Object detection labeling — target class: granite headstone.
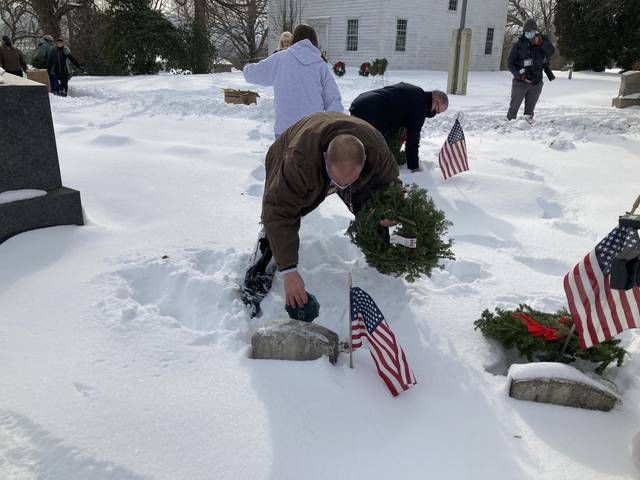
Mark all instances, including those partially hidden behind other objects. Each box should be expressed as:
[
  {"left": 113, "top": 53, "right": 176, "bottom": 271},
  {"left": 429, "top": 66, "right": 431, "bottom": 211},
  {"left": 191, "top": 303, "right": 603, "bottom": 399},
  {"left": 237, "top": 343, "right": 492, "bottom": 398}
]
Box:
[{"left": 0, "top": 73, "right": 84, "bottom": 243}]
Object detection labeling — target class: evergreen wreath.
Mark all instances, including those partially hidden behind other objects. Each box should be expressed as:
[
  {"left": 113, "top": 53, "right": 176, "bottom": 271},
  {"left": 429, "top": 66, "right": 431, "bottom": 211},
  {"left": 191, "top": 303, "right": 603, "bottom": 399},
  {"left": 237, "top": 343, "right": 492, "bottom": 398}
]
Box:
[
  {"left": 347, "top": 182, "right": 454, "bottom": 282},
  {"left": 474, "top": 304, "right": 628, "bottom": 374},
  {"left": 333, "top": 61, "right": 346, "bottom": 77},
  {"left": 359, "top": 62, "right": 370, "bottom": 76},
  {"left": 387, "top": 128, "right": 407, "bottom": 166}
]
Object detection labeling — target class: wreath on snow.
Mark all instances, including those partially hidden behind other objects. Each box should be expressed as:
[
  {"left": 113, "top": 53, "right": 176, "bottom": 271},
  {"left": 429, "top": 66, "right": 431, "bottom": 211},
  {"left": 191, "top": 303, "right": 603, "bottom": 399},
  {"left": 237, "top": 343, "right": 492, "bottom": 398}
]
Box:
[
  {"left": 359, "top": 62, "right": 370, "bottom": 77},
  {"left": 347, "top": 182, "right": 454, "bottom": 282},
  {"left": 333, "top": 61, "right": 346, "bottom": 77},
  {"left": 474, "top": 304, "right": 628, "bottom": 374}
]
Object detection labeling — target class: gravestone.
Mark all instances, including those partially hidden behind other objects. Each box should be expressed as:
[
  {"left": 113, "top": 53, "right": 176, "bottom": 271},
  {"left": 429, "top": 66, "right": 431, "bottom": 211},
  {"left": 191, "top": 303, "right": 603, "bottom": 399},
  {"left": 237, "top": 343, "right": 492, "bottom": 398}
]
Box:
[
  {"left": 0, "top": 73, "right": 84, "bottom": 244},
  {"left": 507, "top": 363, "right": 619, "bottom": 412},
  {"left": 251, "top": 320, "right": 340, "bottom": 364},
  {"left": 612, "top": 70, "right": 640, "bottom": 108}
]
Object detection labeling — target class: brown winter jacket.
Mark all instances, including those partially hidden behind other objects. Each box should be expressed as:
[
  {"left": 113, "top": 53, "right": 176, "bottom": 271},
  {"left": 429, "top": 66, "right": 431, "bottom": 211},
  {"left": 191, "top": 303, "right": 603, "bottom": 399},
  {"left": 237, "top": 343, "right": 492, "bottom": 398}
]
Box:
[
  {"left": 0, "top": 46, "right": 27, "bottom": 73},
  {"left": 262, "top": 112, "right": 400, "bottom": 270}
]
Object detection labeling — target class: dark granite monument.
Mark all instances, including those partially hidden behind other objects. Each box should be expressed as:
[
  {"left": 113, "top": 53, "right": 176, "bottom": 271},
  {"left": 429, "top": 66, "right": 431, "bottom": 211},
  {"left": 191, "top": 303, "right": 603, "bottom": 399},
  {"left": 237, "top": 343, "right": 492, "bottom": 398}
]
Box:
[{"left": 0, "top": 72, "right": 84, "bottom": 244}]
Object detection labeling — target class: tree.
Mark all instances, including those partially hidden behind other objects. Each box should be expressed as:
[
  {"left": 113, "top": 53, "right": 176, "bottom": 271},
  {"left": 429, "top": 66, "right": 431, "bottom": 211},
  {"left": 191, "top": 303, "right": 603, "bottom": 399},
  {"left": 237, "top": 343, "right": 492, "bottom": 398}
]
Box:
[
  {"left": 269, "top": 0, "right": 303, "bottom": 34},
  {"left": 105, "top": 0, "right": 182, "bottom": 74},
  {"left": 610, "top": 0, "right": 640, "bottom": 70},
  {"left": 190, "top": 0, "right": 210, "bottom": 73},
  {"left": 0, "top": 0, "right": 38, "bottom": 43},
  {"left": 555, "top": 0, "right": 617, "bottom": 71},
  {"left": 29, "top": 0, "right": 79, "bottom": 37},
  {"left": 67, "top": 0, "right": 124, "bottom": 74},
  {"left": 208, "top": 0, "right": 268, "bottom": 66}
]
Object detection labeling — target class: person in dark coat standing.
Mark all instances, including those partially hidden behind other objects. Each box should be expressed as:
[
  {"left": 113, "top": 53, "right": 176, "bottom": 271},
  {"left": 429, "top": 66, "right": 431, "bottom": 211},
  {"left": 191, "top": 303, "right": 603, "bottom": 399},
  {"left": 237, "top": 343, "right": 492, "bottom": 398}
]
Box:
[
  {"left": 507, "top": 18, "right": 555, "bottom": 121},
  {"left": 349, "top": 83, "right": 448, "bottom": 172},
  {"left": 0, "top": 36, "right": 27, "bottom": 77},
  {"left": 47, "top": 37, "right": 83, "bottom": 96}
]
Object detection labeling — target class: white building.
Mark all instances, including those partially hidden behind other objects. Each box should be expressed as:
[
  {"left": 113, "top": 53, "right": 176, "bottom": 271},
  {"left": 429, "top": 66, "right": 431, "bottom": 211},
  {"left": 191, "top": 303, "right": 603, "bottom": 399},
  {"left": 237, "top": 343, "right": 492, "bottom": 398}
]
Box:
[{"left": 268, "top": 0, "right": 508, "bottom": 71}]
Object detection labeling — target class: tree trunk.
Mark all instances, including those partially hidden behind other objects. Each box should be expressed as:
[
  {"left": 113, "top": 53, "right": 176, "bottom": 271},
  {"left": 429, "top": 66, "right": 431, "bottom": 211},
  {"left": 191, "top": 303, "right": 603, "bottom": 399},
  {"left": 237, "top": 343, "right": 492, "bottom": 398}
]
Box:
[{"left": 193, "top": 0, "right": 210, "bottom": 73}]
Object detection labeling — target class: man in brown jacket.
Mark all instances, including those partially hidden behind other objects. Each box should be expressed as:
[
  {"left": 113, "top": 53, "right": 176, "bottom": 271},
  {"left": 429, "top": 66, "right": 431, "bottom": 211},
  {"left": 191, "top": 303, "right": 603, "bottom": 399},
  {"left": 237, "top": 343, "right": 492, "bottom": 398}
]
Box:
[
  {"left": 242, "top": 112, "right": 399, "bottom": 315},
  {"left": 0, "top": 36, "right": 27, "bottom": 77}
]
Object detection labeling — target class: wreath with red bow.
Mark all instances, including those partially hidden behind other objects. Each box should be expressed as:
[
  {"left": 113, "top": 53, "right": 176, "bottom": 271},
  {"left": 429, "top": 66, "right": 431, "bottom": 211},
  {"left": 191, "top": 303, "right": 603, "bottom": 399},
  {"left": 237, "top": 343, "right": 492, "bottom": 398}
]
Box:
[
  {"left": 333, "top": 61, "right": 346, "bottom": 77},
  {"left": 474, "top": 304, "right": 627, "bottom": 374},
  {"left": 359, "top": 62, "right": 370, "bottom": 76}
]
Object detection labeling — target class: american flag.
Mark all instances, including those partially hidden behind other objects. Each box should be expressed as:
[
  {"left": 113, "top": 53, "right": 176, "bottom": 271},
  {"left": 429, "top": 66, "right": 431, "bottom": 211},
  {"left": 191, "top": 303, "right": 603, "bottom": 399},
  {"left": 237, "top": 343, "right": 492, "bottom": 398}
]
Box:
[
  {"left": 351, "top": 287, "right": 416, "bottom": 396},
  {"left": 563, "top": 226, "right": 640, "bottom": 349},
  {"left": 438, "top": 118, "right": 469, "bottom": 180}
]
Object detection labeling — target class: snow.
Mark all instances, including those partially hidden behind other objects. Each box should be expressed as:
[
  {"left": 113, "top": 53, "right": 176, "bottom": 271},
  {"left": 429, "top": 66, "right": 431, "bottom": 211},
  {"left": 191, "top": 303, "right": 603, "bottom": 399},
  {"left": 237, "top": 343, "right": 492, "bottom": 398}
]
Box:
[
  {"left": 508, "top": 362, "right": 620, "bottom": 398},
  {"left": 1, "top": 69, "right": 640, "bottom": 479},
  {"left": 0, "top": 189, "right": 47, "bottom": 205}
]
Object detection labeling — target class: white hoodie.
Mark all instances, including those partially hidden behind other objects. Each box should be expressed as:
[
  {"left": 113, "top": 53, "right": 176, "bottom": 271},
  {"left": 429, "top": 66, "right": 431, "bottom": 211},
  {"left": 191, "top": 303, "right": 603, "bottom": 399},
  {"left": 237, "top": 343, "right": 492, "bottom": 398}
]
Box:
[{"left": 243, "top": 39, "right": 344, "bottom": 135}]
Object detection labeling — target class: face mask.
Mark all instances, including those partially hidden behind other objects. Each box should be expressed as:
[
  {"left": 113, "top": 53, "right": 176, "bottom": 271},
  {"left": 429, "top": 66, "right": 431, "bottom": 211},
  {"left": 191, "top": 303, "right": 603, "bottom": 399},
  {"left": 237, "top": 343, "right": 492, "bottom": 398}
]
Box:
[{"left": 525, "top": 31, "right": 535, "bottom": 40}]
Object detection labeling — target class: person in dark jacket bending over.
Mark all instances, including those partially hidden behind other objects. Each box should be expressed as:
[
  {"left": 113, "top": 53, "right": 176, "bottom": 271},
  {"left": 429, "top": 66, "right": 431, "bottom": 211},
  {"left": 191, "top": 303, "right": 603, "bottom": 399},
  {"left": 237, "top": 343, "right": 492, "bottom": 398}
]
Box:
[
  {"left": 349, "top": 82, "right": 448, "bottom": 172},
  {"left": 242, "top": 112, "right": 399, "bottom": 314},
  {"left": 47, "top": 37, "right": 83, "bottom": 96},
  {"left": 507, "top": 18, "right": 555, "bottom": 121}
]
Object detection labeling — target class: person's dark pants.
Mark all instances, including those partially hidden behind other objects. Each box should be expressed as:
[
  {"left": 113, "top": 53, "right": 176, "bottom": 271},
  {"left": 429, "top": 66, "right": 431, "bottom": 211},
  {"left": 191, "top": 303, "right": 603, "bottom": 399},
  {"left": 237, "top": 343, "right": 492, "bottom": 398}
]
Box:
[
  {"left": 49, "top": 73, "right": 58, "bottom": 94},
  {"left": 53, "top": 73, "right": 69, "bottom": 96},
  {"left": 6, "top": 70, "right": 23, "bottom": 77},
  {"left": 507, "top": 79, "right": 543, "bottom": 120}
]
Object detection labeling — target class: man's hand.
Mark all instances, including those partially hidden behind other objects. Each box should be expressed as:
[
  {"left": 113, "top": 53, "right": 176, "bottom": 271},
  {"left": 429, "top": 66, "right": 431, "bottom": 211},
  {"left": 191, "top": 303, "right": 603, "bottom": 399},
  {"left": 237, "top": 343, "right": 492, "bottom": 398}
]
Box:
[
  {"left": 284, "top": 271, "right": 307, "bottom": 308},
  {"left": 533, "top": 34, "right": 543, "bottom": 47}
]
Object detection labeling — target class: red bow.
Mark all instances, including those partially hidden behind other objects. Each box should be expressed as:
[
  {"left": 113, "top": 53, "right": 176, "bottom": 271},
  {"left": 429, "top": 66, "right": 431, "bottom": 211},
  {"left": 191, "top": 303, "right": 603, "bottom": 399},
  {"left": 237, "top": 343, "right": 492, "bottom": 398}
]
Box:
[{"left": 512, "top": 312, "right": 560, "bottom": 341}]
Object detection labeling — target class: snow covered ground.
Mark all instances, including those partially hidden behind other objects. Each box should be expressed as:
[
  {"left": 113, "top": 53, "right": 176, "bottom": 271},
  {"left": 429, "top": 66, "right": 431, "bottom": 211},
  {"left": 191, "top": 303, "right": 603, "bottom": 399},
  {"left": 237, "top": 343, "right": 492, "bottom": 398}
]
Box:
[{"left": 1, "top": 69, "right": 639, "bottom": 479}]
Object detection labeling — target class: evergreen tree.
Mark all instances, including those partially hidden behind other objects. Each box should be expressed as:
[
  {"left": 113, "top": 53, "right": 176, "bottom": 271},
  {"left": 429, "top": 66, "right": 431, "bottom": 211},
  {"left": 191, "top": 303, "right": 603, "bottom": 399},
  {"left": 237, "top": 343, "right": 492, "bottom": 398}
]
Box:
[
  {"left": 555, "top": 0, "right": 617, "bottom": 71},
  {"left": 105, "top": 0, "right": 181, "bottom": 75},
  {"left": 68, "top": 1, "right": 125, "bottom": 76},
  {"left": 612, "top": 0, "right": 640, "bottom": 70}
]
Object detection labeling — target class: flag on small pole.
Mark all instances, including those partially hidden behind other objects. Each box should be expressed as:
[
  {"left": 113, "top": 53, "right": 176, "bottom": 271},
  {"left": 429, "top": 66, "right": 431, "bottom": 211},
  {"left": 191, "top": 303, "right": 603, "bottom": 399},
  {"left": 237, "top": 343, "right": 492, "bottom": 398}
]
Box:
[
  {"left": 563, "top": 225, "right": 640, "bottom": 349},
  {"left": 350, "top": 286, "right": 416, "bottom": 396},
  {"left": 348, "top": 272, "right": 354, "bottom": 369},
  {"left": 438, "top": 116, "right": 468, "bottom": 180}
]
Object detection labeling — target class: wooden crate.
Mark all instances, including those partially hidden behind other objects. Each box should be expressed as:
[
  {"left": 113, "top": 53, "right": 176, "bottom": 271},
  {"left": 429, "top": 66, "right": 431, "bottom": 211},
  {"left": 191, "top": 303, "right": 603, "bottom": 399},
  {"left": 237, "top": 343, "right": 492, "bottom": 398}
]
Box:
[
  {"left": 26, "top": 69, "right": 51, "bottom": 92},
  {"left": 223, "top": 89, "right": 259, "bottom": 105}
]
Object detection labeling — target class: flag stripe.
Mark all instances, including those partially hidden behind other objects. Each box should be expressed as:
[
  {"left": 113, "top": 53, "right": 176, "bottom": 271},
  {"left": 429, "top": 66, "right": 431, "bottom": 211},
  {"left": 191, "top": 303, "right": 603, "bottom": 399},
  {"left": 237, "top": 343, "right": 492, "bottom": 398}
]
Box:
[
  {"left": 630, "top": 288, "right": 640, "bottom": 328},
  {"left": 603, "top": 276, "right": 625, "bottom": 333},
  {"left": 564, "top": 272, "right": 588, "bottom": 349},
  {"left": 367, "top": 348, "right": 401, "bottom": 396},
  {"left": 573, "top": 259, "right": 599, "bottom": 347},
  {"left": 583, "top": 253, "right": 613, "bottom": 341}
]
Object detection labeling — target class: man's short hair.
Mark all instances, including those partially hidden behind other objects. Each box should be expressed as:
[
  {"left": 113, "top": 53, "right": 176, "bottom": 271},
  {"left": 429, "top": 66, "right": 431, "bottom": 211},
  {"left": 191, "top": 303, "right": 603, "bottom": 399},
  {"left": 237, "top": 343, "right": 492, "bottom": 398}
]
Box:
[
  {"left": 432, "top": 90, "right": 449, "bottom": 109},
  {"left": 326, "top": 134, "right": 366, "bottom": 170}
]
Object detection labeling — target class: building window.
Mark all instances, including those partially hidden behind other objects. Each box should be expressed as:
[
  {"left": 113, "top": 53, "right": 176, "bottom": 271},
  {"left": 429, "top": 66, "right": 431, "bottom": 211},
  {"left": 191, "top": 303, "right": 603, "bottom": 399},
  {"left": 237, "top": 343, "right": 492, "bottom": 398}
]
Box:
[
  {"left": 395, "top": 19, "right": 408, "bottom": 52},
  {"left": 346, "top": 19, "right": 359, "bottom": 51},
  {"left": 448, "top": 0, "right": 458, "bottom": 11},
  {"left": 484, "top": 27, "right": 494, "bottom": 55}
]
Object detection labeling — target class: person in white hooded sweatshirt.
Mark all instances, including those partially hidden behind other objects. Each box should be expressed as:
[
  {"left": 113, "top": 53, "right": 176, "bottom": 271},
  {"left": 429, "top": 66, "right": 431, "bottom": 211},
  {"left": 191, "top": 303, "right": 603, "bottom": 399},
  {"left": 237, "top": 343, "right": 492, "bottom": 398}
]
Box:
[{"left": 243, "top": 24, "right": 344, "bottom": 138}]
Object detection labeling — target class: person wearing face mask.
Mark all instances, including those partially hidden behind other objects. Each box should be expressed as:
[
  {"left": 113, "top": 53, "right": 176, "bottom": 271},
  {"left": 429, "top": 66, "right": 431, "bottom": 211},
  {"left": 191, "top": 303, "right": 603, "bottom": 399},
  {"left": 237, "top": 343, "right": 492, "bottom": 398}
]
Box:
[
  {"left": 241, "top": 112, "right": 399, "bottom": 316},
  {"left": 349, "top": 83, "right": 449, "bottom": 173},
  {"left": 0, "top": 36, "right": 27, "bottom": 77},
  {"left": 507, "top": 18, "right": 555, "bottom": 121}
]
